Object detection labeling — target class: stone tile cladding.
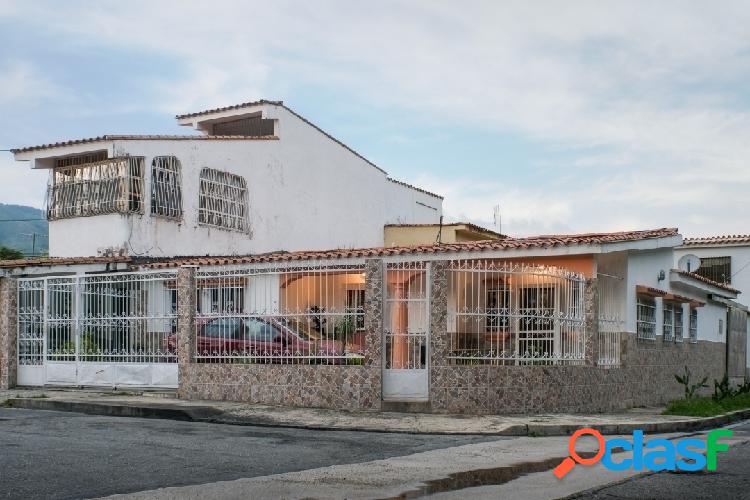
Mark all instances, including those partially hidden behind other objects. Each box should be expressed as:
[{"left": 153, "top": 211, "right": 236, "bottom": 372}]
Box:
[
  {"left": 0, "top": 278, "right": 18, "bottom": 389},
  {"left": 178, "top": 260, "right": 384, "bottom": 411}
]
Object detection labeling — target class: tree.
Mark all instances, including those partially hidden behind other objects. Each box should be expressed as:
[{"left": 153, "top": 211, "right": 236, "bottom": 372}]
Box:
[{"left": 0, "top": 246, "right": 24, "bottom": 260}]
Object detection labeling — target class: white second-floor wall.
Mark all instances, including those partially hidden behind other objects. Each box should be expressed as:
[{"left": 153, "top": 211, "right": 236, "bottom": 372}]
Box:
[{"left": 17, "top": 103, "right": 443, "bottom": 258}]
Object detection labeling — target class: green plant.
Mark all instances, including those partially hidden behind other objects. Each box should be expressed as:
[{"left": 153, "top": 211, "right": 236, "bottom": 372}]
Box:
[
  {"left": 713, "top": 374, "right": 733, "bottom": 402},
  {"left": 334, "top": 317, "right": 355, "bottom": 342},
  {"left": 675, "top": 366, "right": 708, "bottom": 399}
]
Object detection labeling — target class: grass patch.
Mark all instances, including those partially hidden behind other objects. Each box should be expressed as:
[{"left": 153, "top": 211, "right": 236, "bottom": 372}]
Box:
[{"left": 663, "top": 393, "right": 750, "bottom": 417}]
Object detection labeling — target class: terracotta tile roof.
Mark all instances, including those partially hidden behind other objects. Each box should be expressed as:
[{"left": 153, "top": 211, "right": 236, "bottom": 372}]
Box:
[
  {"left": 386, "top": 178, "right": 443, "bottom": 199},
  {"left": 385, "top": 222, "right": 506, "bottom": 239},
  {"left": 175, "top": 99, "right": 283, "bottom": 119},
  {"left": 11, "top": 135, "right": 279, "bottom": 154},
  {"left": 140, "top": 228, "right": 679, "bottom": 269},
  {"left": 672, "top": 269, "right": 740, "bottom": 294},
  {"left": 682, "top": 234, "right": 750, "bottom": 246},
  {"left": 0, "top": 256, "right": 132, "bottom": 269}
]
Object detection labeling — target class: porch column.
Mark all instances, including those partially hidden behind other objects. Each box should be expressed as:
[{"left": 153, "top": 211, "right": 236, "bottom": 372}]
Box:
[
  {"left": 176, "top": 266, "right": 197, "bottom": 398},
  {"left": 429, "top": 261, "right": 449, "bottom": 409},
  {"left": 584, "top": 277, "right": 599, "bottom": 366},
  {"left": 0, "top": 277, "right": 18, "bottom": 389},
  {"left": 363, "top": 259, "right": 384, "bottom": 370}
]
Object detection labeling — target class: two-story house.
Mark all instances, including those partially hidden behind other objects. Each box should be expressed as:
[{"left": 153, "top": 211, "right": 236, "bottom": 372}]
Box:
[{"left": 11, "top": 100, "right": 443, "bottom": 258}]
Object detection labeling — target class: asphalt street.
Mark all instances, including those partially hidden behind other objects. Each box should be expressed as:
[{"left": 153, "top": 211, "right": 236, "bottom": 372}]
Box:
[
  {"left": 574, "top": 420, "right": 750, "bottom": 500},
  {"left": 0, "top": 408, "right": 500, "bottom": 500}
]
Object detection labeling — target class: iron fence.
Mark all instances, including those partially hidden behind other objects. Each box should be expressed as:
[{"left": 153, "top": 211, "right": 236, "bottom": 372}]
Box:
[
  {"left": 193, "top": 264, "right": 366, "bottom": 364},
  {"left": 446, "top": 260, "right": 586, "bottom": 365},
  {"left": 597, "top": 273, "right": 624, "bottom": 367},
  {"left": 385, "top": 262, "right": 428, "bottom": 370},
  {"left": 17, "top": 271, "right": 178, "bottom": 364}
]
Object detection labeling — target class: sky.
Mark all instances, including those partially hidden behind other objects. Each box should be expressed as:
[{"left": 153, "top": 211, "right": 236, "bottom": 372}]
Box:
[{"left": 0, "top": 0, "right": 748, "bottom": 237}]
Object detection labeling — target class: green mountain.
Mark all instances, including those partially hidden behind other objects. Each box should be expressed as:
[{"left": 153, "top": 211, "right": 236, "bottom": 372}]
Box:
[{"left": 0, "top": 204, "right": 48, "bottom": 256}]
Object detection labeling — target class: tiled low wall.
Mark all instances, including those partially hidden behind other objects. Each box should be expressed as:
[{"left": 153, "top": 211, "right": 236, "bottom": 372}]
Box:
[
  {"left": 429, "top": 335, "right": 726, "bottom": 415},
  {"left": 181, "top": 364, "right": 381, "bottom": 410}
]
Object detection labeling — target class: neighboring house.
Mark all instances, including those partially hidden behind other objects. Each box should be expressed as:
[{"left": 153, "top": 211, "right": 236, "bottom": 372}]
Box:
[
  {"left": 676, "top": 235, "right": 750, "bottom": 381},
  {"left": 11, "top": 100, "right": 443, "bottom": 258},
  {"left": 384, "top": 222, "right": 506, "bottom": 246}
]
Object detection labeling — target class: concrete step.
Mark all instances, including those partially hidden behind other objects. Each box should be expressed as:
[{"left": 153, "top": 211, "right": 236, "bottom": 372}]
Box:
[{"left": 380, "top": 401, "right": 432, "bottom": 413}]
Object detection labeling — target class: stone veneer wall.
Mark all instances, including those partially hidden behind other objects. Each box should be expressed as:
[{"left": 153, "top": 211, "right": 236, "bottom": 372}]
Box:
[
  {"left": 177, "top": 259, "right": 384, "bottom": 411},
  {"left": 428, "top": 265, "right": 726, "bottom": 414},
  {"left": 429, "top": 336, "right": 725, "bottom": 414},
  {"left": 0, "top": 277, "right": 17, "bottom": 390}
]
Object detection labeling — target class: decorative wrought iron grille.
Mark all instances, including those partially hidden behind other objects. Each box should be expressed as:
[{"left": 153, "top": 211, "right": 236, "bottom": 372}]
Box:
[
  {"left": 446, "top": 260, "right": 585, "bottom": 365},
  {"left": 46, "top": 156, "right": 144, "bottom": 220},
  {"left": 17, "top": 279, "right": 45, "bottom": 365},
  {"left": 597, "top": 273, "right": 624, "bottom": 367},
  {"left": 636, "top": 295, "right": 657, "bottom": 341},
  {"left": 17, "top": 271, "right": 178, "bottom": 364},
  {"left": 663, "top": 302, "right": 675, "bottom": 342},
  {"left": 198, "top": 168, "right": 249, "bottom": 232},
  {"left": 194, "top": 264, "right": 366, "bottom": 364},
  {"left": 696, "top": 256, "right": 731, "bottom": 284},
  {"left": 150, "top": 156, "right": 183, "bottom": 219},
  {"left": 673, "top": 304, "right": 684, "bottom": 343},
  {"left": 689, "top": 308, "right": 698, "bottom": 343},
  {"left": 384, "top": 262, "right": 428, "bottom": 370}
]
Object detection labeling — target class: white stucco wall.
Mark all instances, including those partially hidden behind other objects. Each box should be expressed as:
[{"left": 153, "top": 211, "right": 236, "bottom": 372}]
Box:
[
  {"left": 625, "top": 248, "right": 727, "bottom": 343},
  {"left": 40, "top": 104, "right": 442, "bottom": 258},
  {"left": 675, "top": 245, "right": 750, "bottom": 309}
]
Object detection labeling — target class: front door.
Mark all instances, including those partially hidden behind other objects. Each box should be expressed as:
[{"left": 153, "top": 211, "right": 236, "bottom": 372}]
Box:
[{"left": 382, "top": 263, "right": 429, "bottom": 401}]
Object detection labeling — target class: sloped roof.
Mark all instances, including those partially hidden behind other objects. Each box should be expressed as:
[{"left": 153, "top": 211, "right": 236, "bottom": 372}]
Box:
[
  {"left": 682, "top": 234, "right": 750, "bottom": 247},
  {"left": 0, "top": 227, "right": 679, "bottom": 270},
  {"left": 671, "top": 268, "right": 740, "bottom": 294},
  {"left": 11, "top": 135, "right": 278, "bottom": 154},
  {"left": 385, "top": 222, "right": 506, "bottom": 239}
]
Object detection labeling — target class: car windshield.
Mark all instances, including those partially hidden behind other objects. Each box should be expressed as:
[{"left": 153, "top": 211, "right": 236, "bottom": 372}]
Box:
[{"left": 277, "top": 318, "right": 317, "bottom": 341}]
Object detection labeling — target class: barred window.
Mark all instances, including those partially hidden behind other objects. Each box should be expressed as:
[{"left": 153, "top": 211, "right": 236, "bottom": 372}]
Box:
[
  {"left": 689, "top": 308, "right": 698, "bottom": 343},
  {"left": 636, "top": 295, "right": 656, "bottom": 340},
  {"left": 662, "top": 302, "right": 674, "bottom": 341},
  {"left": 198, "top": 168, "right": 249, "bottom": 232},
  {"left": 696, "top": 256, "right": 731, "bottom": 284},
  {"left": 151, "top": 156, "right": 182, "bottom": 219},
  {"left": 673, "top": 304, "right": 683, "bottom": 342},
  {"left": 47, "top": 156, "right": 144, "bottom": 220}
]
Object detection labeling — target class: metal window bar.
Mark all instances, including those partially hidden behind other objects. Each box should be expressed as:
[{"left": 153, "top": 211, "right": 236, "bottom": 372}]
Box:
[
  {"left": 46, "top": 156, "right": 144, "bottom": 220},
  {"left": 636, "top": 296, "right": 657, "bottom": 341},
  {"left": 663, "top": 302, "right": 674, "bottom": 342},
  {"left": 446, "top": 260, "right": 585, "bottom": 365},
  {"left": 19, "top": 271, "right": 178, "bottom": 364},
  {"left": 696, "top": 256, "right": 731, "bottom": 285},
  {"left": 198, "top": 168, "right": 249, "bottom": 232},
  {"left": 673, "top": 305, "right": 684, "bottom": 343},
  {"left": 385, "top": 262, "right": 428, "bottom": 370},
  {"left": 17, "top": 279, "right": 45, "bottom": 366},
  {"left": 689, "top": 308, "right": 698, "bottom": 343},
  {"left": 194, "top": 265, "right": 366, "bottom": 365},
  {"left": 151, "top": 156, "right": 183, "bottom": 219},
  {"left": 597, "top": 273, "right": 624, "bottom": 367}
]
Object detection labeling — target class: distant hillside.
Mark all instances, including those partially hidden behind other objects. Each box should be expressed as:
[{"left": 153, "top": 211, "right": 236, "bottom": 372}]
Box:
[{"left": 0, "top": 204, "right": 48, "bottom": 256}]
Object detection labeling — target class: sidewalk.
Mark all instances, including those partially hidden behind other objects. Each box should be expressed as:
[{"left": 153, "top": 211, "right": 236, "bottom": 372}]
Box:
[{"left": 2, "top": 388, "right": 749, "bottom": 436}]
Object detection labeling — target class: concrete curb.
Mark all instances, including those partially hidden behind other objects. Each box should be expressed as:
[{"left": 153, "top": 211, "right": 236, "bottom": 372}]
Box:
[{"left": 5, "top": 398, "right": 750, "bottom": 436}]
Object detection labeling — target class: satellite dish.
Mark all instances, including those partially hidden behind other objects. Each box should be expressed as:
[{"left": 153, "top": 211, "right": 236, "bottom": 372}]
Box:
[{"left": 678, "top": 254, "right": 701, "bottom": 273}]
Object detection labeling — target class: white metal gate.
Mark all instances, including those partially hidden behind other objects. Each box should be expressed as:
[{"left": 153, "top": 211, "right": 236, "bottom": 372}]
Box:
[
  {"left": 16, "top": 271, "right": 178, "bottom": 388},
  {"left": 383, "top": 262, "right": 429, "bottom": 401}
]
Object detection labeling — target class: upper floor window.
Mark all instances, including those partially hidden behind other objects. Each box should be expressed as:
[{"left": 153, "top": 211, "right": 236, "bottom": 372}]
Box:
[
  {"left": 696, "top": 256, "right": 731, "bottom": 284},
  {"left": 636, "top": 295, "right": 656, "bottom": 341},
  {"left": 673, "top": 304, "right": 683, "bottom": 342},
  {"left": 151, "top": 156, "right": 182, "bottom": 219},
  {"left": 47, "top": 155, "right": 144, "bottom": 220},
  {"left": 198, "top": 168, "right": 249, "bottom": 232}
]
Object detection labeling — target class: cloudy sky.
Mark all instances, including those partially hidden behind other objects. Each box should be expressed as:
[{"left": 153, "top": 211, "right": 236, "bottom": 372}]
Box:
[{"left": 1, "top": 1, "right": 748, "bottom": 237}]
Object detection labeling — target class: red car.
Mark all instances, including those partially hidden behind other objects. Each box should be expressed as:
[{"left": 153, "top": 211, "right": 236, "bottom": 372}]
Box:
[{"left": 165, "top": 316, "right": 347, "bottom": 363}]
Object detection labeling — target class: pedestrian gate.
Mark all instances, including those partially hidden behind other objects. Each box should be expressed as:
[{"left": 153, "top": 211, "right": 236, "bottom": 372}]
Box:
[{"left": 16, "top": 271, "right": 178, "bottom": 388}]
